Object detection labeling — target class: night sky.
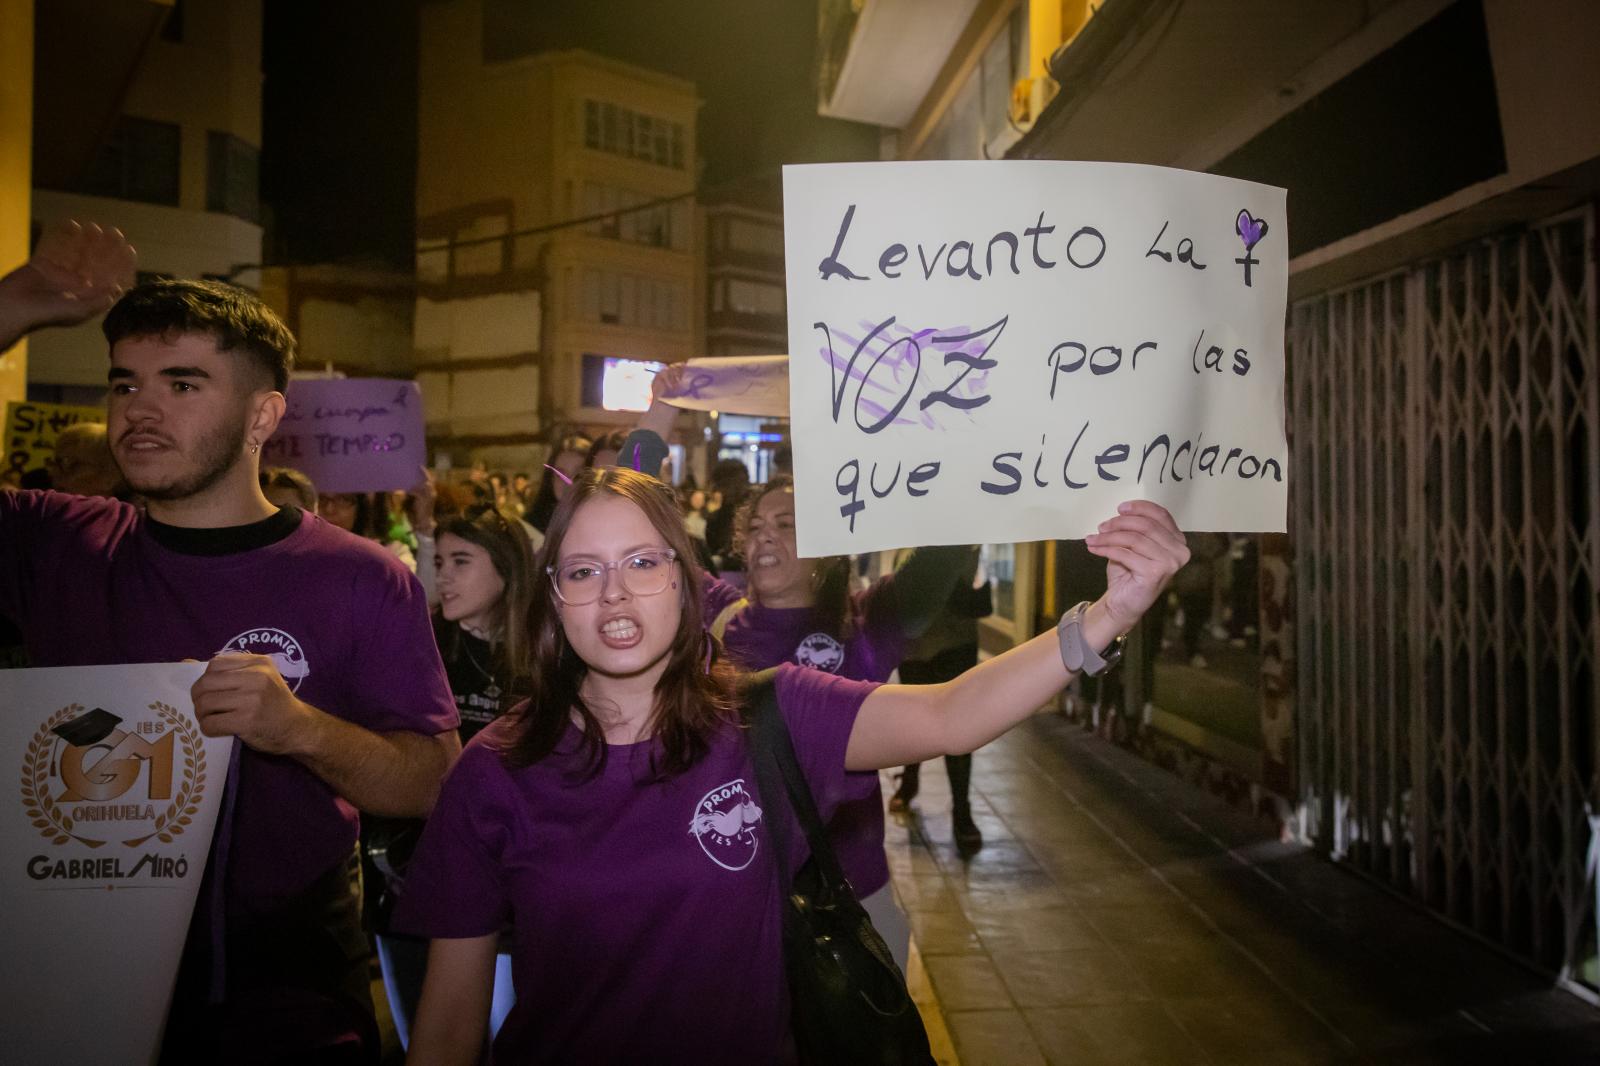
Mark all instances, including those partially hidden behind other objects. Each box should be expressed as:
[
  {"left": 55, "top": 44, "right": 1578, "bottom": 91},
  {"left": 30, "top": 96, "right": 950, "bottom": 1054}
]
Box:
[{"left": 261, "top": 0, "right": 878, "bottom": 269}]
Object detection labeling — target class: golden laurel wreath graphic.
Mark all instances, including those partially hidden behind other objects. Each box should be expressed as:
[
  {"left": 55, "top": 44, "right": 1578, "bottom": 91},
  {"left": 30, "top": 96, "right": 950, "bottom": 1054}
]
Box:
[
  {"left": 19, "top": 700, "right": 207, "bottom": 849},
  {"left": 142, "top": 701, "right": 205, "bottom": 846},
  {"left": 21, "top": 704, "right": 93, "bottom": 846}
]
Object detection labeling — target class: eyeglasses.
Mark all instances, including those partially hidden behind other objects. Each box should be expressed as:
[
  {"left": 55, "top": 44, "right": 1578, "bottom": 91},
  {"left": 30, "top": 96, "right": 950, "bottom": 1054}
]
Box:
[{"left": 547, "top": 548, "right": 678, "bottom": 605}]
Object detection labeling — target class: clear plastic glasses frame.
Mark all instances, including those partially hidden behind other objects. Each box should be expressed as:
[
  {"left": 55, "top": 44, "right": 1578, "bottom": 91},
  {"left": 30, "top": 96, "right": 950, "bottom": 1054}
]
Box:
[{"left": 547, "top": 548, "right": 678, "bottom": 605}]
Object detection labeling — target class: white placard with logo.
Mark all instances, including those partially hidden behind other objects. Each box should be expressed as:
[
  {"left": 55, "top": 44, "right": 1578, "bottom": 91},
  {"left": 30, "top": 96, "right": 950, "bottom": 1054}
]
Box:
[
  {"left": 0, "top": 662, "right": 232, "bottom": 1066},
  {"left": 783, "top": 160, "right": 1289, "bottom": 557}
]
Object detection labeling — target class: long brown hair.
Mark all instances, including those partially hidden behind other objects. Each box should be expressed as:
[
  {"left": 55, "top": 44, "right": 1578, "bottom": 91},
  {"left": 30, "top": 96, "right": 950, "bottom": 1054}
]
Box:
[
  {"left": 505, "top": 467, "right": 741, "bottom": 777},
  {"left": 737, "top": 475, "right": 855, "bottom": 641},
  {"left": 434, "top": 505, "right": 537, "bottom": 690}
]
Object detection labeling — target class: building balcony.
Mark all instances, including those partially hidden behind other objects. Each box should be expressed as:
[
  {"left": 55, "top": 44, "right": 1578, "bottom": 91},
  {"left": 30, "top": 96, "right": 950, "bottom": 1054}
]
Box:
[
  {"left": 707, "top": 247, "right": 785, "bottom": 276},
  {"left": 817, "top": 0, "right": 982, "bottom": 128}
]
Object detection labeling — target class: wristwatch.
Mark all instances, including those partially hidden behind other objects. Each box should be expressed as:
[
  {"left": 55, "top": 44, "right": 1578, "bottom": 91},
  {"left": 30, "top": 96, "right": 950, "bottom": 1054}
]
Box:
[{"left": 1057, "top": 600, "right": 1124, "bottom": 677}]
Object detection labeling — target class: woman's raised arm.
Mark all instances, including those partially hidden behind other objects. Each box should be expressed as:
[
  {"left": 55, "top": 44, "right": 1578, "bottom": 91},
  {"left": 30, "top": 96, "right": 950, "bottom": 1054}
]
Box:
[
  {"left": 844, "top": 501, "right": 1188, "bottom": 771},
  {"left": 618, "top": 364, "right": 690, "bottom": 478}
]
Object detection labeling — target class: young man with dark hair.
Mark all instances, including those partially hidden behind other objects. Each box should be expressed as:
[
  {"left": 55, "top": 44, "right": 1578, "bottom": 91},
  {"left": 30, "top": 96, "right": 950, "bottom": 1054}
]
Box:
[
  {"left": 0, "top": 241, "right": 460, "bottom": 1065},
  {"left": 103, "top": 275, "right": 298, "bottom": 392}
]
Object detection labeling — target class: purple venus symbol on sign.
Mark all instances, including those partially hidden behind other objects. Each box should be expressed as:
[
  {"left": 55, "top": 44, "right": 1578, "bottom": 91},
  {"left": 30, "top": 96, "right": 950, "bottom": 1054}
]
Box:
[
  {"left": 1236, "top": 210, "right": 1269, "bottom": 250},
  {"left": 1234, "top": 209, "right": 1269, "bottom": 287}
]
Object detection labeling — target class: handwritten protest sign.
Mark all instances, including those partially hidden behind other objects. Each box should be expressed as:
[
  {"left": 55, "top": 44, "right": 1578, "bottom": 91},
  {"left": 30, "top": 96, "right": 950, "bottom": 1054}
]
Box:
[
  {"left": 3, "top": 400, "right": 104, "bottom": 483},
  {"left": 784, "top": 161, "right": 1288, "bottom": 557},
  {"left": 0, "top": 662, "right": 233, "bottom": 1066},
  {"left": 660, "top": 354, "right": 790, "bottom": 418},
  {"left": 264, "top": 378, "right": 425, "bottom": 494}
]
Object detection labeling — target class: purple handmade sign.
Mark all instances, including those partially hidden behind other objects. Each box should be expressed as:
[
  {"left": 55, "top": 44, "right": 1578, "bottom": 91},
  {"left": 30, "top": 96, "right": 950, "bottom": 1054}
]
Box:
[{"left": 263, "top": 378, "right": 425, "bottom": 494}]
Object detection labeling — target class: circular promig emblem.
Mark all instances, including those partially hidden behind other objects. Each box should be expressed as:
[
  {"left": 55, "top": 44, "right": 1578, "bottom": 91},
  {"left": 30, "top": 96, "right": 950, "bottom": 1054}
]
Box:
[
  {"left": 221, "top": 627, "right": 311, "bottom": 692},
  {"left": 687, "top": 778, "right": 763, "bottom": 871},
  {"left": 794, "top": 632, "right": 845, "bottom": 673}
]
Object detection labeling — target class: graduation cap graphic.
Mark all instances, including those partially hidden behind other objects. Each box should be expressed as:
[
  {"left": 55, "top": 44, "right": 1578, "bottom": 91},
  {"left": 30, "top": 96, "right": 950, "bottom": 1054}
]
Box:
[{"left": 50, "top": 708, "right": 122, "bottom": 747}]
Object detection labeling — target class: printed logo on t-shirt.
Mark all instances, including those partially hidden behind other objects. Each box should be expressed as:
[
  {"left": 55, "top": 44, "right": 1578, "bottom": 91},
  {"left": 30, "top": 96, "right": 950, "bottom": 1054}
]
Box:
[
  {"left": 688, "top": 778, "right": 763, "bottom": 871},
  {"left": 219, "top": 628, "right": 311, "bottom": 693},
  {"left": 793, "top": 632, "right": 845, "bottom": 673}
]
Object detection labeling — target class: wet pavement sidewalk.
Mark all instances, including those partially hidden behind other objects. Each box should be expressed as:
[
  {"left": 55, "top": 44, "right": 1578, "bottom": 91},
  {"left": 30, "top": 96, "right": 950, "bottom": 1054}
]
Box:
[{"left": 885, "top": 711, "right": 1600, "bottom": 1065}]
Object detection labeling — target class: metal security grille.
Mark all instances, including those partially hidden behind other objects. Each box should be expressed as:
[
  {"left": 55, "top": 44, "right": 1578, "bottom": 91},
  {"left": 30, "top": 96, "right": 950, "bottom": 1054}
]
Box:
[{"left": 1291, "top": 207, "right": 1599, "bottom": 985}]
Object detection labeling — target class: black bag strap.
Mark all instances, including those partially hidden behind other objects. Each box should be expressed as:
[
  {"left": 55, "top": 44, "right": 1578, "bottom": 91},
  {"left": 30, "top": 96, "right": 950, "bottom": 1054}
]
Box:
[
  {"left": 746, "top": 674, "right": 853, "bottom": 900},
  {"left": 748, "top": 680, "right": 797, "bottom": 900}
]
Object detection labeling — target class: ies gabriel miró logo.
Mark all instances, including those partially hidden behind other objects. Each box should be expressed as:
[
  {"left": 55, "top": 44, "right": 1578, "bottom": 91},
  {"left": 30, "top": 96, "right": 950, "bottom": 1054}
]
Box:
[{"left": 21, "top": 702, "right": 206, "bottom": 870}]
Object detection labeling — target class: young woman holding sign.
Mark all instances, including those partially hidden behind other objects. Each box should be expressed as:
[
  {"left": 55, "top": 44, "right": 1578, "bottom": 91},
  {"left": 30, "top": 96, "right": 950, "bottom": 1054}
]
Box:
[{"left": 394, "top": 466, "right": 1187, "bottom": 1064}]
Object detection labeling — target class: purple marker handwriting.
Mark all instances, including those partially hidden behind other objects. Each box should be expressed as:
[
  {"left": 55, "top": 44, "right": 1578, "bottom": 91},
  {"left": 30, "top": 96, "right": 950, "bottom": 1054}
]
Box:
[{"left": 816, "top": 315, "right": 1003, "bottom": 434}]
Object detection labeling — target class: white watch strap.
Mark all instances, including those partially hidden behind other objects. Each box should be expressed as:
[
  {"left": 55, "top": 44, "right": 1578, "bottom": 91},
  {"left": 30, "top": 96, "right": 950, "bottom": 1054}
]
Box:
[{"left": 1057, "top": 601, "right": 1109, "bottom": 676}]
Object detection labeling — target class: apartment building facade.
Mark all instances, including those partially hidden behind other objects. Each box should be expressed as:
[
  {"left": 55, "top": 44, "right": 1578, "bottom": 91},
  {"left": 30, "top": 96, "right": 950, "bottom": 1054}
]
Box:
[{"left": 417, "top": 0, "right": 701, "bottom": 470}]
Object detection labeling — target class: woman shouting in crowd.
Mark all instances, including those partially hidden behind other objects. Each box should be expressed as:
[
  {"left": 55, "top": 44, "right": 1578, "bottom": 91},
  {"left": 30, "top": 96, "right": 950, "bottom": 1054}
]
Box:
[{"left": 395, "top": 467, "right": 1187, "bottom": 1064}]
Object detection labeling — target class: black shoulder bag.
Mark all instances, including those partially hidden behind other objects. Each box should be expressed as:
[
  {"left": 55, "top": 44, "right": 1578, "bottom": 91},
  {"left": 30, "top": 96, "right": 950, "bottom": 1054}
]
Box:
[{"left": 746, "top": 678, "right": 935, "bottom": 1065}]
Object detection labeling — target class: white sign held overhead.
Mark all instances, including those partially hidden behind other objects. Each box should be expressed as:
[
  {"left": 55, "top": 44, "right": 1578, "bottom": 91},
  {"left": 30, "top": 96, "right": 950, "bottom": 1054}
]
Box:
[
  {"left": 783, "top": 160, "right": 1289, "bottom": 558},
  {"left": 659, "top": 354, "right": 791, "bottom": 418}
]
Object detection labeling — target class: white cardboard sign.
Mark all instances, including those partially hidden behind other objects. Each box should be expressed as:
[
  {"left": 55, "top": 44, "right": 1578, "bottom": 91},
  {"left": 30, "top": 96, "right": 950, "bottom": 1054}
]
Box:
[
  {"left": 783, "top": 161, "right": 1289, "bottom": 557},
  {"left": 0, "top": 663, "right": 232, "bottom": 1066},
  {"left": 660, "top": 354, "right": 790, "bottom": 418}
]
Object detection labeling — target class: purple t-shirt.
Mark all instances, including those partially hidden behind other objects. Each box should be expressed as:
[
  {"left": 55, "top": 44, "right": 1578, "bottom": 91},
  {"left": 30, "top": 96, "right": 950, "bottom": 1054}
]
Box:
[
  {"left": 394, "top": 663, "right": 880, "bottom": 1063},
  {"left": 704, "top": 575, "right": 907, "bottom": 683},
  {"left": 703, "top": 574, "right": 907, "bottom": 897},
  {"left": 0, "top": 491, "right": 459, "bottom": 915}
]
